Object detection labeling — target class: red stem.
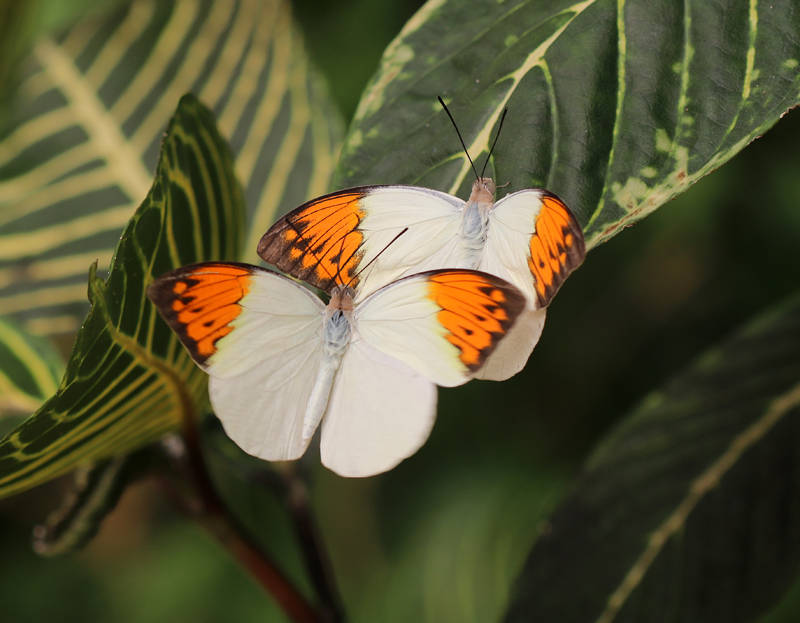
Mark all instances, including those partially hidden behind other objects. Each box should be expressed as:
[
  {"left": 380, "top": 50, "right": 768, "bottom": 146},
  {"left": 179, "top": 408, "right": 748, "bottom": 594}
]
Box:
[
  {"left": 164, "top": 421, "right": 325, "bottom": 623},
  {"left": 197, "top": 508, "right": 320, "bottom": 623}
]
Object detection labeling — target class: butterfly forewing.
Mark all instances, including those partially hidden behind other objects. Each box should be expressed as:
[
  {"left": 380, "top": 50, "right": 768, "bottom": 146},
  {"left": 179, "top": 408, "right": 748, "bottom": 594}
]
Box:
[
  {"left": 147, "top": 263, "right": 255, "bottom": 367},
  {"left": 258, "top": 185, "right": 464, "bottom": 297},
  {"left": 356, "top": 269, "right": 526, "bottom": 387},
  {"left": 485, "top": 189, "right": 585, "bottom": 309},
  {"left": 147, "top": 262, "right": 325, "bottom": 378},
  {"left": 257, "top": 188, "right": 369, "bottom": 292},
  {"left": 428, "top": 271, "right": 526, "bottom": 372},
  {"left": 528, "top": 192, "right": 586, "bottom": 308}
]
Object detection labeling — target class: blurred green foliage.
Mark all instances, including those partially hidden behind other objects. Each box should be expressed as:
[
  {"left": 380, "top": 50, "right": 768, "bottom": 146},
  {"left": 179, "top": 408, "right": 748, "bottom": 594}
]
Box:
[
  {"left": 1, "top": 0, "right": 800, "bottom": 621},
  {"left": 0, "top": 0, "right": 122, "bottom": 109}
]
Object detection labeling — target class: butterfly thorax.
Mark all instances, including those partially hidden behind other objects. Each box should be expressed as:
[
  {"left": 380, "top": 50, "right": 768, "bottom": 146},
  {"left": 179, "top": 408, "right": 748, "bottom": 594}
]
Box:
[
  {"left": 323, "top": 285, "right": 355, "bottom": 357},
  {"left": 458, "top": 178, "right": 495, "bottom": 268}
]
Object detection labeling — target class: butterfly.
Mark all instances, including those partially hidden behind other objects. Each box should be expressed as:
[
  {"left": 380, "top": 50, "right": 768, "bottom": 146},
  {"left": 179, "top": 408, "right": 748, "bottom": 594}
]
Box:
[
  {"left": 147, "top": 262, "right": 526, "bottom": 477},
  {"left": 257, "top": 102, "right": 585, "bottom": 381}
]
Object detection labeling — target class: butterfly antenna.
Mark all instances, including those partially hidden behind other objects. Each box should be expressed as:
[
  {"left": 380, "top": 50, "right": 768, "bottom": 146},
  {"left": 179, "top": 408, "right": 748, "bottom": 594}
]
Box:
[
  {"left": 438, "top": 96, "right": 480, "bottom": 182},
  {"left": 347, "top": 227, "right": 409, "bottom": 287},
  {"left": 480, "top": 107, "right": 508, "bottom": 179}
]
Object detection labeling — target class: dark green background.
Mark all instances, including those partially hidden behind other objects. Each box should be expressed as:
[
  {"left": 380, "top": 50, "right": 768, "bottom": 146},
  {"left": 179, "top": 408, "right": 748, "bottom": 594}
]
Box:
[{"left": 2, "top": 0, "right": 800, "bottom": 621}]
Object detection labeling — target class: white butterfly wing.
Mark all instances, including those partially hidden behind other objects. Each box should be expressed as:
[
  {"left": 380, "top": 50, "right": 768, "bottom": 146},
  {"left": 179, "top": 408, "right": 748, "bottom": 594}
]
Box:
[
  {"left": 473, "top": 190, "right": 584, "bottom": 380},
  {"left": 257, "top": 185, "right": 464, "bottom": 299},
  {"left": 356, "top": 269, "right": 528, "bottom": 387},
  {"left": 148, "top": 263, "right": 326, "bottom": 461},
  {"left": 320, "top": 338, "right": 437, "bottom": 478}
]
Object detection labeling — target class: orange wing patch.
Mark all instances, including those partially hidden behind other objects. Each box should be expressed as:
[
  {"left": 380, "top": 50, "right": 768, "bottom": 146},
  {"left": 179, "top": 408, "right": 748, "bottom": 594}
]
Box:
[
  {"left": 147, "top": 263, "right": 253, "bottom": 366},
  {"left": 427, "top": 271, "right": 526, "bottom": 372},
  {"left": 257, "top": 189, "right": 368, "bottom": 293},
  {"left": 528, "top": 193, "right": 586, "bottom": 308}
]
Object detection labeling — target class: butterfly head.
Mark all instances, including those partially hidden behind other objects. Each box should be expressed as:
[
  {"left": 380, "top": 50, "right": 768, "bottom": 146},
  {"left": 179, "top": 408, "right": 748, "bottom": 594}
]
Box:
[
  {"left": 328, "top": 284, "right": 356, "bottom": 312},
  {"left": 324, "top": 284, "right": 356, "bottom": 336},
  {"left": 469, "top": 177, "right": 496, "bottom": 205}
]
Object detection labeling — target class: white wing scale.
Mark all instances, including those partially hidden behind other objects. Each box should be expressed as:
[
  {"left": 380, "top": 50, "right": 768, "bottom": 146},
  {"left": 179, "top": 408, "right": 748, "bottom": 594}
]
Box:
[
  {"left": 206, "top": 270, "right": 327, "bottom": 461},
  {"left": 354, "top": 186, "right": 463, "bottom": 299},
  {"left": 320, "top": 336, "right": 437, "bottom": 478}
]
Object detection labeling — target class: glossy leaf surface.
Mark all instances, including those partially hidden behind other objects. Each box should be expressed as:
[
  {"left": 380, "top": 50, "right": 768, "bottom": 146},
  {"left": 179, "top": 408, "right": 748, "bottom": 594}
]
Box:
[
  {"left": 337, "top": 0, "right": 800, "bottom": 250},
  {"left": 505, "top": 295, "right": 800, "bottom": 623}
]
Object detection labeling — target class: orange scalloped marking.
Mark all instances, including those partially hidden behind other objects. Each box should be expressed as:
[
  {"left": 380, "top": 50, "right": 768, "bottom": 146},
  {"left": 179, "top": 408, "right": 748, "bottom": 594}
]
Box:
[
  {"left": 259, "top": 190, "right": 367, "bottom": 292},
  {"left": 427, "top": 271, "right": 523, "bottom": 372},
  {"left": 528, "top": 196, "right": 585, "bottom": 308}
]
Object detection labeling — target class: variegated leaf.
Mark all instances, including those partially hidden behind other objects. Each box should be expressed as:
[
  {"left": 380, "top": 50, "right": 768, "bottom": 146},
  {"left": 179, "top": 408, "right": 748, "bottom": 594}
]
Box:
[
  {"left": 0, "top": 94, "right": 244, "bottom": 499},
  {"left": 0, "top": 314, "right": 62, "bottom": 426},
  {"left": 505, "top": 294, "right": 800, "bottom": 623},
  {"left": 336, "top": 0, "right": 800, "bottom": 250},
  {"left": 0, "top": 0, "right": 342, "bottom": 337},
  {"left": 32, "top": 454, "right": 140, "bottom": 556}
]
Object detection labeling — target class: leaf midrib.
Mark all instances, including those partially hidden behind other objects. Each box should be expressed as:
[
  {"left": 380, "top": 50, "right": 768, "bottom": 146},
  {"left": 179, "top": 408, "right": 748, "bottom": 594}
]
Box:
[
  {"left": 596, "top": 378, "right": 800, "bottom": 623},
  {"left": 34, "top": 39, "right": 152, "bottom": 205}
]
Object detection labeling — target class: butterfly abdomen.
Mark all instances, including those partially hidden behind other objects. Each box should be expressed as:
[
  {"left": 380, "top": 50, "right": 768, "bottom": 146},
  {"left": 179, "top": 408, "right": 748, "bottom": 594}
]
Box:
[{"left": 302, "top": 303, "right": 353, "bottom": 442}]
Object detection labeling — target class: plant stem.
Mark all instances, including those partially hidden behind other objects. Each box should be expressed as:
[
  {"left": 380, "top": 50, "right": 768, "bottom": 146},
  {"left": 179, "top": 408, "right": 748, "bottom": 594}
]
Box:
[
  {"left": 197, "top": 419, "right": 345, "bottom": 623},
  {"left": 162, "top": 424, "right": 325, "bottom": 623},
  {"left": 196, "top": 503, "right": 321, "bottom": 623},
  {"left": 284, "top": 467, "right": 344, "bottom": 623}
]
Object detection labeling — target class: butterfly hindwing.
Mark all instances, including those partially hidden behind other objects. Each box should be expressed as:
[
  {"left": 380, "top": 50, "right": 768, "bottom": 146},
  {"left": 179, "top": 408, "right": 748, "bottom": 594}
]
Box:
[
  {"left": 208, "top": 336, "right": 325, "bottom": 462},
  {"left": 356, "top": 269, "right": 527, "bottom": 387},
  {"left": 320, "top": 338, "right": 437, "bottom": 478}
]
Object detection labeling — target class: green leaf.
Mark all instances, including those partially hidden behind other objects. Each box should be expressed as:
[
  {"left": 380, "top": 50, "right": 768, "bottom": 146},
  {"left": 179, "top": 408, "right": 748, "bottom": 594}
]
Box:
[
  {"left": 504, "top": 294, "right": 800, "bottom": 623},
  {"left": 0, "top": 0, "right": 342, "bottom": 337},
  {"left": 0, "top": 0, "right": 117, "bottom": 109},
  {"left": 0, "top": 314, "right": 62, "bottom": 422},
  {"left": 32, "top": 452, "right": 145, "bottom": 556},
  {"left": 336, "top": 0, "right": 800, "bottom": 250},
  {"left": 0, "top": 0, "right": 31, "bottom": 108},
  {"left": 0, "top": 93, "right": 244, "bottom": 499}
]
